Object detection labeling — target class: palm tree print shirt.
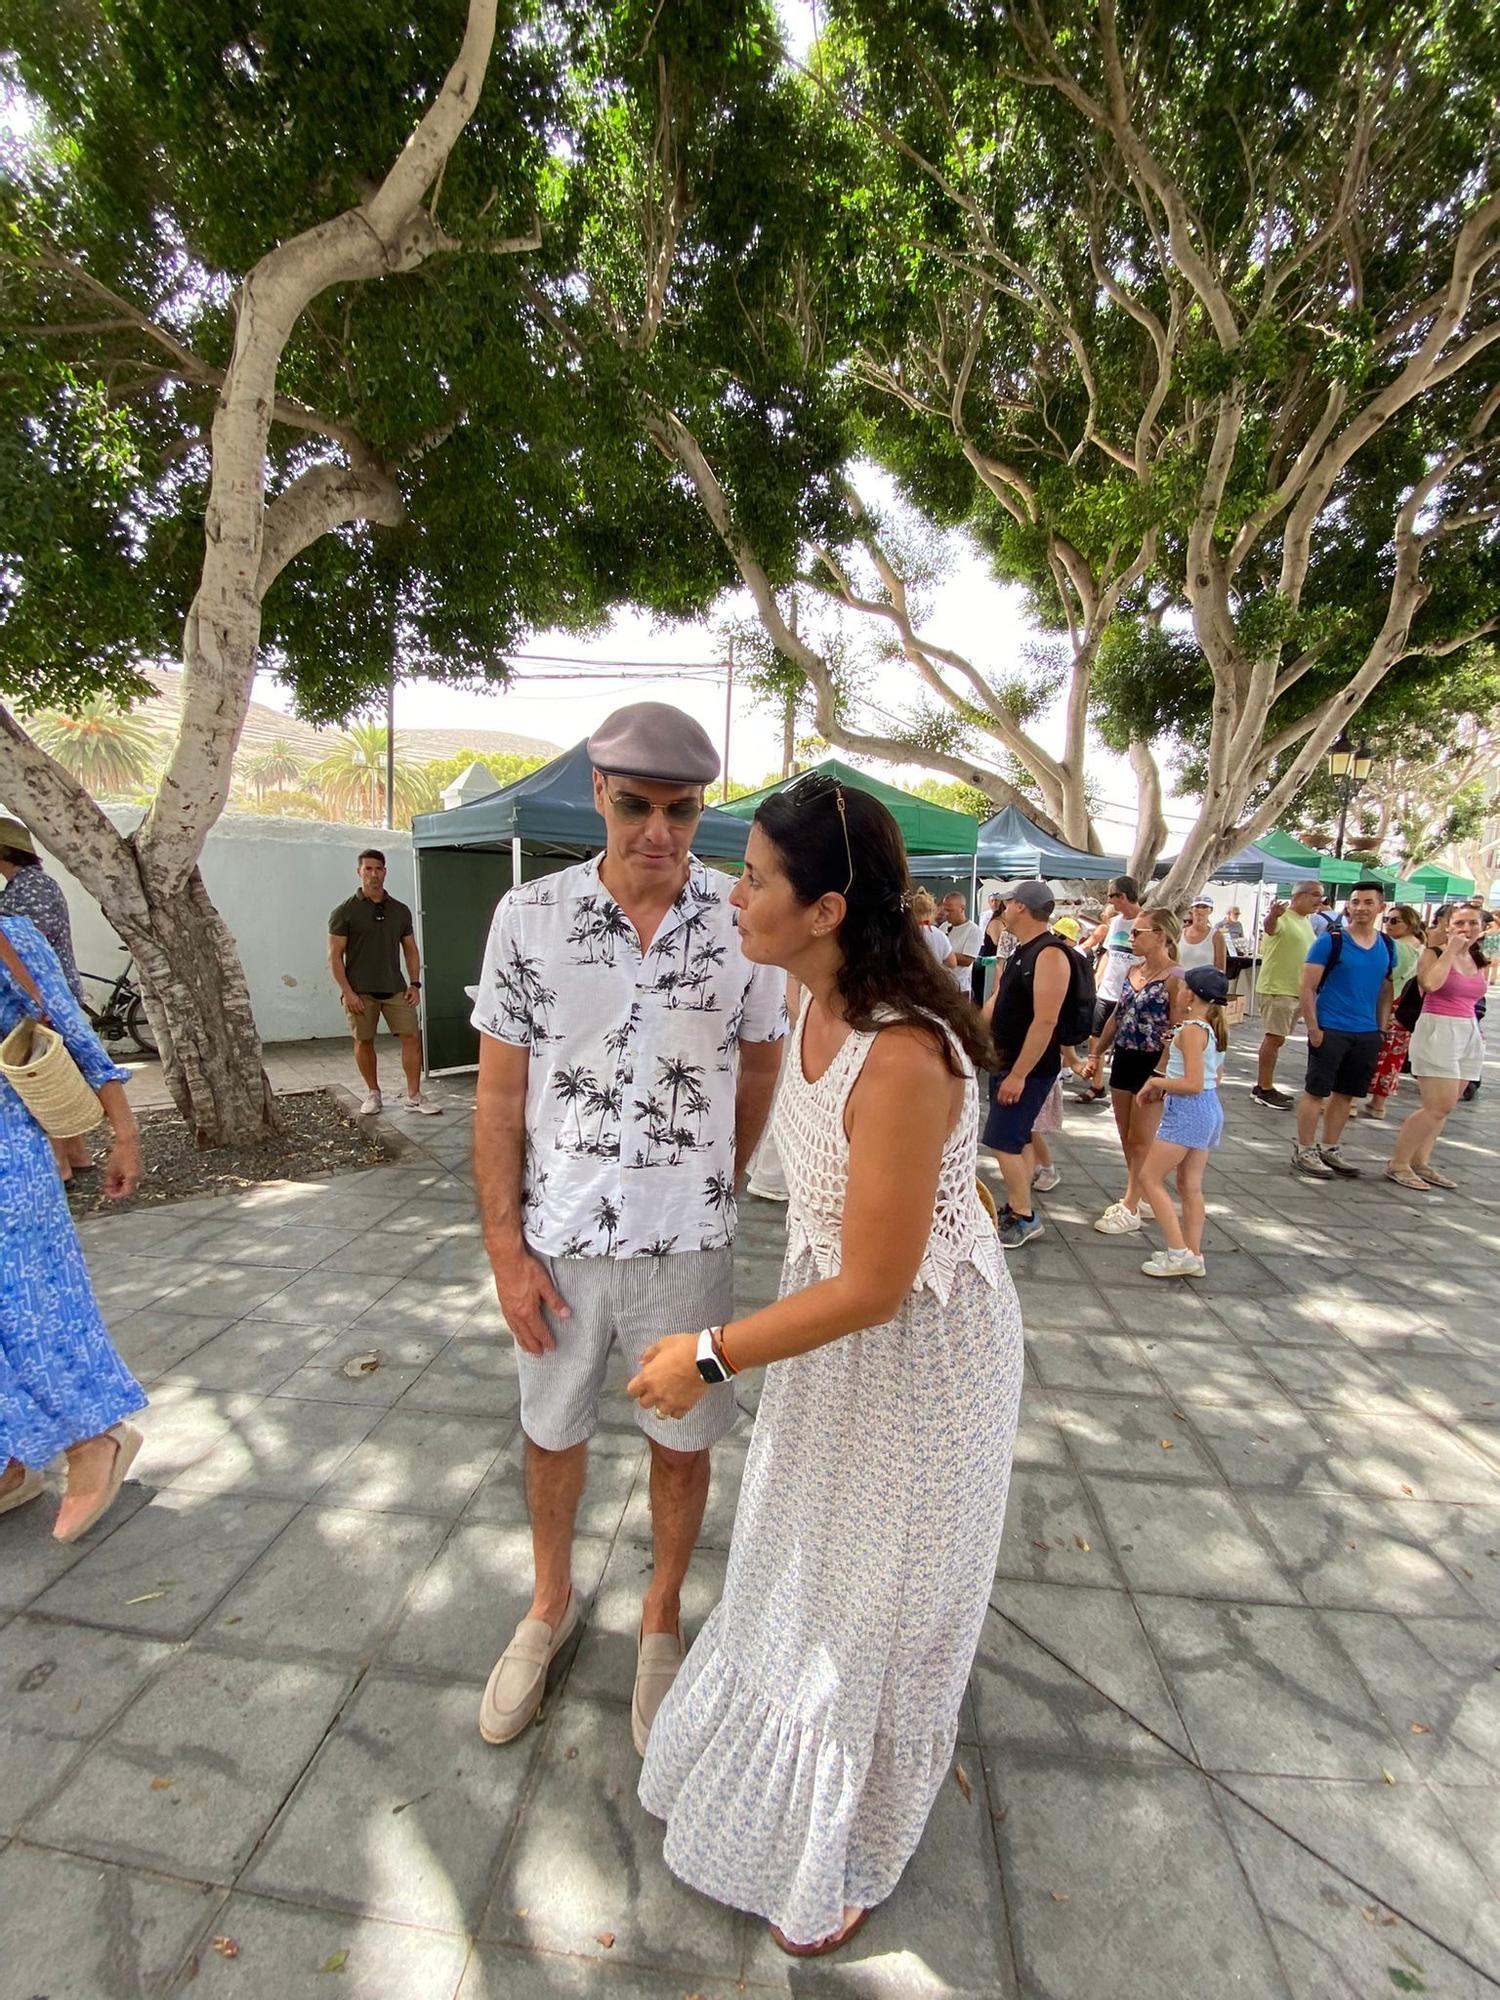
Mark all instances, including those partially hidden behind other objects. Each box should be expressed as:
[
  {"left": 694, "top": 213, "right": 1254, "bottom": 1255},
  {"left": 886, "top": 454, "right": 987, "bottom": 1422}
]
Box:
[{"left": 471, "top": 856, "right": 787, "bottom": 1259}]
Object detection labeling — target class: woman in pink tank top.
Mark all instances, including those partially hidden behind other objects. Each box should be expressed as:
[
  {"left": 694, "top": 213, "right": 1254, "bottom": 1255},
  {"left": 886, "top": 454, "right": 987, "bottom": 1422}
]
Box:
[{"left": 1386, "top": 905, "right": 1487, "bottom": 1191}]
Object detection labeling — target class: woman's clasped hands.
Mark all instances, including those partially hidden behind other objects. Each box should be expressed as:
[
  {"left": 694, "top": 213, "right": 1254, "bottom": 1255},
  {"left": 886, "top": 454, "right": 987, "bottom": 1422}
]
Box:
[{"left": 627, "top": 1333, "right": 707, "bottom": 1423}]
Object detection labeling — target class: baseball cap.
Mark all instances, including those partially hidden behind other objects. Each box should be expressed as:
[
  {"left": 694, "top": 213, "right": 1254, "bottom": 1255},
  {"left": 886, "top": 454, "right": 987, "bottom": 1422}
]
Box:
[
  {"left": 1191, "top": 895, "right": 1214, "bottom": 909},
  {"left": 1184, "top": 965, "right": 1230, "bottom": 1003},
  {"left": 1002, "top": 879, "right": 1055, "bottom": 917}
]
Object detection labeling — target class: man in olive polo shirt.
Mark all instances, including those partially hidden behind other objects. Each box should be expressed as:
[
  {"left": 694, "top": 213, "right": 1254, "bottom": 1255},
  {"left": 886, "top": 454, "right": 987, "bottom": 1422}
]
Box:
[{"left": 328, "top": 849, "right": 441, "bottom": 1116}]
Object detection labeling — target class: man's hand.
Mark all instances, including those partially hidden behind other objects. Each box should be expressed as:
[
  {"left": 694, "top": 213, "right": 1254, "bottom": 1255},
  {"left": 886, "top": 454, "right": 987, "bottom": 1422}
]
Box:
[
  {"left": 1267, "top": 899, "right": 1287, "bottom": 922},
  {"left": 490, "top": 1247, "right": 571, "bottom": 1356},
  {"left": 342, "top": 992, "right": 366, "bottom": 1016},
  {"left": 996, "top": 1070, "right": 1027, "bottom": 1105},
  {"left": 402, "top": 985, "right": 420, "bottom": 1007},
  {"left": 1306, "top": 1022, "right": 1323, "bottom": 1047}
]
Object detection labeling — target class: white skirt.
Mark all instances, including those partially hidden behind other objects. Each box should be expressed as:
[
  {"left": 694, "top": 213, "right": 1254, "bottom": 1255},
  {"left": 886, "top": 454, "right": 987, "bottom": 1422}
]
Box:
[{"left": 1409, "top": 1011, "right": 1485, "bottom": 1081}]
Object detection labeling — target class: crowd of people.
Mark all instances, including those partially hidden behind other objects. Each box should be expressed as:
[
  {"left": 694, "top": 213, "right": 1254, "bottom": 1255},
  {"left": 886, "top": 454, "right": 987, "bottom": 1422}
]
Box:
[{"left": 1, "top": 706, "right": 1495, "bottom": 1962}]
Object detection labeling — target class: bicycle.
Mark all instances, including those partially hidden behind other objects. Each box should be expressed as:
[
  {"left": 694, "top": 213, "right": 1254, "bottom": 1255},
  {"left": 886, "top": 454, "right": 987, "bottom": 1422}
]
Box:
[{"left": 79, "top": 948, "right": 158, "bottom": 1058}]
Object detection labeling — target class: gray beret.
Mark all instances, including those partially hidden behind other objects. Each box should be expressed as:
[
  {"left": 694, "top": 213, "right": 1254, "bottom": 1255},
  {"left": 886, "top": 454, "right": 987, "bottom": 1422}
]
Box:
[{"left": 587, "top": 702, "right": 721, "bottom": 785}]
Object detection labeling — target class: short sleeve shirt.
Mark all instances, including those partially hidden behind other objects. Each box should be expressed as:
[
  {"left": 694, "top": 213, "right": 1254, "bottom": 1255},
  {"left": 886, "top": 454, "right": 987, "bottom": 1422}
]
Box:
[
  {"left": 1305, "top": 929, "right": 1391, "bottom": 1033},
  {"left": 471, "top": 855, "right": 787, "bottom": 1261},
  {"left": 1255, "top": 910, "right": 1314, "bottom": 997},
  {"left": 0, "top": 867, "right": 82, "bottom": 1001},
  {"left": 943, "top": 920, "right": 983, "bottom": 988},
  {"left": 1094, "top": 913, "right": 1136, "bottom": 1003},
  {"left": 329, "top": 892, "right": 413, "bottom": 996}
]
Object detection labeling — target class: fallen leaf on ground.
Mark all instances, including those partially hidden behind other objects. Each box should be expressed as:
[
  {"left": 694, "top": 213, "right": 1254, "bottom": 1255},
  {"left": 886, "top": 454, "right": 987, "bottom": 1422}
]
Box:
[
  {"left": 1050, "top": 1890, "right": 1069, "bottom": 1903},
  {"left": 596, "top": 1932, "right": 616, "bottom": 1949},
  {"left": 1387, "top": 1969, "right": 1427, "bottom": 1993},
  {"left": 1381, "top": 1769, "right": 1397, "bottom": 1784},
  {"left": 341, "top": 1350, "right": 383, "bottom": 1378},
  {"left": 150, "top": 1777, "right": 174, "bottom": 1790},
  {"left": 954, "top": 1763, "right": 972, "bottom": 1802},
  {"left": 514, "top": 1908, "right": 528, "bottom": 1919},
  {"left": 1159, "top": 1439, "right": 1173, "bottom": 1450},
  {"left": 1393, "top": 1945, "right": 1427, "bottom": 1972},
  {"left": 1074, "top": 1535, "right": 1090, "bottom": 1551},
  {"left": 1409, "top": 1722, "right": 1433, "bottom": 1735},
  {"left": 223, "top": 1616, "right": 242, "bottom": 1625},
  {"left": 1400, "top": 1484, "right": 1414, "bottom": 1496},
  {"left": 564, "top": 1746, "right": 578, "bottom": 1760},
  {"left": 318, "top": 1950, "right": 348, "bottom": 1974},
  {"left": 211, "top": 1938, "right": 239, "bottom": 1959},
  {"left": 126, "top": 1591, "right": 168, "bottom": 1605}
]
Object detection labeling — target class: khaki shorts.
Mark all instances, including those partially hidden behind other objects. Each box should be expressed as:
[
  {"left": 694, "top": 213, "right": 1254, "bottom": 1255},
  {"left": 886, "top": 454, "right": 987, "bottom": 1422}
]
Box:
[
  {"left": 1258, "top": 992, "right": 1301, "bottom": 1038},
  {"left": 349, "top": 993, "right": 419, "bottom": 1042}
]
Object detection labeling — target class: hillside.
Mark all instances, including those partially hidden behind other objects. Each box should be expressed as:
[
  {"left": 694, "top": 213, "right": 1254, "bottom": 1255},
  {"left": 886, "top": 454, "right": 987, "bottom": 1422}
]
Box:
[{"left": 139, "top": 669, "right": 559, "bottom": 765}]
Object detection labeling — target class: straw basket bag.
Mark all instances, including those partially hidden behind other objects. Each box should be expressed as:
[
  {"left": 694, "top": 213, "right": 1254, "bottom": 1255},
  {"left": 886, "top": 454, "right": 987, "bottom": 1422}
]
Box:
[{"left": 0, "top": 926, "right": 105, "bottom": 1139}]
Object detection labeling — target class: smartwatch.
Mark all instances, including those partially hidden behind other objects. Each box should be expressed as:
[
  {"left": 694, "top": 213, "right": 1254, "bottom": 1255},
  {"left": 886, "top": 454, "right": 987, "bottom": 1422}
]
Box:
[{"left": 695, "top": 1328, "right": 732, "bottom": 1384}]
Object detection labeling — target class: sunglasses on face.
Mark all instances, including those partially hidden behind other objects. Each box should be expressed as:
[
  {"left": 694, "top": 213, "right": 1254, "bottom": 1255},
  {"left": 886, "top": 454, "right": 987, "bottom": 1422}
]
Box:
[
  {"left": 785, "top": 770, "right": 855, "bottom": 895},
  {"left": 607, "top": 790, "right": 703, "bottom": 826}
]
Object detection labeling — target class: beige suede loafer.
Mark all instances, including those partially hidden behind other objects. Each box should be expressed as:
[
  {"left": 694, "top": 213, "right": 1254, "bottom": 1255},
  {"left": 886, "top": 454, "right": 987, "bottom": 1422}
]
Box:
[
  {"left": 0, "top": 1467, "right": 44, "bottom": 1518},
  {"left": 478, "top": 1593, "right": 578, "bottom": 1745},
  {"left": 631, "top": 1624, "right": 685, "bottom": 1756}
]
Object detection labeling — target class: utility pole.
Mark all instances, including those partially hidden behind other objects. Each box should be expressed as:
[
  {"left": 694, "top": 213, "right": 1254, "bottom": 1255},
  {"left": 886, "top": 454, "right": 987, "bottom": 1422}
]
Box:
[{"left": 721, "top": 634, "right": 734, "bottom": 805}]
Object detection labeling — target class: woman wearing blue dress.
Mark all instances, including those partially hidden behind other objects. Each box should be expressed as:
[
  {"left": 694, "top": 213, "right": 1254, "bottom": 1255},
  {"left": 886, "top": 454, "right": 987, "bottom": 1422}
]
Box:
[{"left": 0, "top": 914, "right": 147, "bottom": 1541}]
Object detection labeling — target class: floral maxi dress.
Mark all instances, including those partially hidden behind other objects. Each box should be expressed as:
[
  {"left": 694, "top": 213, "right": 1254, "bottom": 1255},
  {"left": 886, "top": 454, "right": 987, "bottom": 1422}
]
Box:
[
  {"left": 0, "top": 916, "right": 144, "bottom": 1467},
  {"left": 639, "top": 1009, "right": 1024, "bottom": 1945}
]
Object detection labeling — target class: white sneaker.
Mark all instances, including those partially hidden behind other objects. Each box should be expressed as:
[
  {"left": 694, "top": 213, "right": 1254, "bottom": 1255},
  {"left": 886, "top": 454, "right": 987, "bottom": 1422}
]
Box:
[
  {"left": 1142, "top": 1247, "right": 1205, "bottom": 1279},
  {"left": 1093, "top": 1204, "right": 1142, "bottom": 1234},
  {"left": 402, "top": 1092, "right": 444, "bottom": 1116},
  {"left": 359, "top": 1089, "right": 383, "bottom": 1116},
  {"left": 1032, "top": 1165, "right": 1061, "bottom": 1193}
]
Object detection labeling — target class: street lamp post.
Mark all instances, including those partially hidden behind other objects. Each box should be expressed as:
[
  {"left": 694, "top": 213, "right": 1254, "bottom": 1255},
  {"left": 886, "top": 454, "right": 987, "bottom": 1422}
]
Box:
[{"left": 1326, "top": 731, "right": 1374, "bottom": 860}]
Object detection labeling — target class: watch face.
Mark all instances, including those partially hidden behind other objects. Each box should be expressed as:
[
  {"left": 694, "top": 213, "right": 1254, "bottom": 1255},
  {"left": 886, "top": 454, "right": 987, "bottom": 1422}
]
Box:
[{"left": 696, "top": 1356, "right": 724, "bottom": 1384}]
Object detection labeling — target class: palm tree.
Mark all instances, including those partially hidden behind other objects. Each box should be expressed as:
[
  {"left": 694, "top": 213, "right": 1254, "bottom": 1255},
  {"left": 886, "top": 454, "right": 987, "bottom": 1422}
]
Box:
[
  {"left": 25, "top": 697, "right": 166, "bottom": 799},
  {"left": 657, "top": 1055, "right": 706, "bottom": 1128},
  {"left": 587, "top": 1080, "right": 623, "bottom": 1152},
  {"left": 704, "top": 1170, "right": 736, "bottom": 1216},
  {"left": 551, "top": 1065, "right": 597, "bottom": 1148},
  {"left": 304, "top": 719, "right": 427, "bottom": 825},
  {"left": 240, "top": 736, "right": 306, "bottom": 799},
  {"left": 593, "top": 1196, "right": 621, "bottom": 1255}
]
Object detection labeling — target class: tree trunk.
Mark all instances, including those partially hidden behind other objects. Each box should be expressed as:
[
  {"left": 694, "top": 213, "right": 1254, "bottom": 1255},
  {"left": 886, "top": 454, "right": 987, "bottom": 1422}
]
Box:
[
  {"left": 111, "top": 866, "right": 280, "bottom": 1147},
  {"left": 1127, "top": 737, "right": 1168, "bottom": 885}
]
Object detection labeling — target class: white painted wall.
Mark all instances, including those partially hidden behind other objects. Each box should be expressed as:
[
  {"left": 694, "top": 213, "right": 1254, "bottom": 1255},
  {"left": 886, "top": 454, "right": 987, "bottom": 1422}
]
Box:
[{"left": 46, "top": 811, "right": 415, "bottom": 1043}]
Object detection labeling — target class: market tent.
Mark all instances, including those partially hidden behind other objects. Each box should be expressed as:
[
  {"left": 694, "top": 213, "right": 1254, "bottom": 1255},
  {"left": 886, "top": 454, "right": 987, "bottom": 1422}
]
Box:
[
  {"left": 409, "top": 741, "right": 751, "bottom": 1071},
  {"left": 973, "top": 804, "right": 1130, "bottom": 880},
  {"left": 720, "top": 757, "right": 980, "bottom": 855},
  {"left": 1406, "top": 861, "right": 1477, "bottom": 898},
  {"left": 1161, "top": 838, "right": 1288, "bottom": 884}
]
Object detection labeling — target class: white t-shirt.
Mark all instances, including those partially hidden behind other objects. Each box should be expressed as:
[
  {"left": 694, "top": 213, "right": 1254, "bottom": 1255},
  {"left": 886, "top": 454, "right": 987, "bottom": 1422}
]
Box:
[
  {"left": 942, "top": 919, "right": 983, "bottom": 988},
  {"left": 1095, "top": 912, "right": 1137, "bottom": 1002},
  {"left": 921, "top": 926, "right": 954, "bottom": 968}
]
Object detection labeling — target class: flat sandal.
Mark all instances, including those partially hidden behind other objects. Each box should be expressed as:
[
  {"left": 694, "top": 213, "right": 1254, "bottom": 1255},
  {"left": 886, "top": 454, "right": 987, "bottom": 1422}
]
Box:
[
  {"left": 1384, "top": 1167, "right": 1433, "bottom": 1192},
  {"left": 770, "top": 1908, "right": 870, "bottom": 1958}
]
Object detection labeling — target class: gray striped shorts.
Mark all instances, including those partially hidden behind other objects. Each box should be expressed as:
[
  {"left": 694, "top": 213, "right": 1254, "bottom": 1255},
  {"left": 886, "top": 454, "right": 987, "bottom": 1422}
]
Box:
[{"left": 521, "top": 1248, "right": 736, "bottom": 1452}]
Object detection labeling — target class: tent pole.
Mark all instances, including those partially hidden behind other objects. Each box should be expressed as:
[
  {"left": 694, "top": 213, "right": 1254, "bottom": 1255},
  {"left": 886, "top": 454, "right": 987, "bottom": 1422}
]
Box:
[
  {"left": 1247, "top": 880, "right": 1264, "bottom": 1021},
  {"left": 969, "top": 850, "right": 979, "bottom": 911},
  {"left": 512, "top": 835, "right": 523, "bottom": 888},
  {"left": 721, "top": 635, "right": 734, "bottom": 805}
]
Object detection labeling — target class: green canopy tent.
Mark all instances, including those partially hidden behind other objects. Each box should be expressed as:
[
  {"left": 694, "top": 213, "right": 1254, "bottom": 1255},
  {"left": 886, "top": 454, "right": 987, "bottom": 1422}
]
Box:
[
  {"left": 720, "top": 758, "right": 980, "bottom": 856},
  {"left": 1406, "top": 861, "right": 1477, "bottom": 899}
]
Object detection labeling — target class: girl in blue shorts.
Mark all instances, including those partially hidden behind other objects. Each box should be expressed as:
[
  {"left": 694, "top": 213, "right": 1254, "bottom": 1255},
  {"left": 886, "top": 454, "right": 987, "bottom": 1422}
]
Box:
[{"left": 1135, "top": 964, "right": 1228, "bottom": 1279}]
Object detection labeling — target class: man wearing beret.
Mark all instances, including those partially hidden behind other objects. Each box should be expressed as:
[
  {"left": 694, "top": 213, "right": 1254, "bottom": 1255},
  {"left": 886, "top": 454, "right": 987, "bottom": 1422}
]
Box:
[{"left": 472, "top": 701, "right": 787, "bottom": 1755}]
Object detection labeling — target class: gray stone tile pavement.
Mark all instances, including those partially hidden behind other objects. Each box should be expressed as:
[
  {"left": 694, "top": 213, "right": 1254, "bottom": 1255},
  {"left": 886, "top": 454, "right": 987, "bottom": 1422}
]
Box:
[{"left": 4, "top": 1025, "right": 1499, "bottom": 1996}]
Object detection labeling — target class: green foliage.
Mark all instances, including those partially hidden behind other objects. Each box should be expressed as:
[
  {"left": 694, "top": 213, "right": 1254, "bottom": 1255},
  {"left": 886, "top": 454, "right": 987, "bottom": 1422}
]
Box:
[{"left": 22, "top": 695, "right": 167, "bottom": 797}]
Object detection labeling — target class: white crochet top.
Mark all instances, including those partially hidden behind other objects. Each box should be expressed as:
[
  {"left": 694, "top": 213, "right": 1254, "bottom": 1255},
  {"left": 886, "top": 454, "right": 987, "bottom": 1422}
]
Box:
[{"left": 776, "top": 1004, "right": 1003, "bottom": 1305}]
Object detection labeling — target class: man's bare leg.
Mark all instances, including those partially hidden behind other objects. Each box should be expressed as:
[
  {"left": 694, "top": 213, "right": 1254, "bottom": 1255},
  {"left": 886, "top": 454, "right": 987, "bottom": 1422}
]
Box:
[
  {"left": 399, "top": 1032, "right": 424, "bottom": 1097},
  {"left": 1256, "top": 1032, "right": 1285, "bottom": 1091},
  {"left": 525, "top": 1437, "right": 587, "bottom": 1629},
  {"left": 642, "top": 1439, "right": 711, "bottom": 1637},
  {"left": 353, "top": 1038, "right": 379, "bottom": 1094}
]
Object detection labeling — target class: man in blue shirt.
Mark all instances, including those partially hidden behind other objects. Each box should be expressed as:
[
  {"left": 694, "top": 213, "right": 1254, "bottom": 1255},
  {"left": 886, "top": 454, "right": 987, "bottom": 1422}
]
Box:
[{"left": 1292, "top": 882, "right": 1396, "bottom": 1179}]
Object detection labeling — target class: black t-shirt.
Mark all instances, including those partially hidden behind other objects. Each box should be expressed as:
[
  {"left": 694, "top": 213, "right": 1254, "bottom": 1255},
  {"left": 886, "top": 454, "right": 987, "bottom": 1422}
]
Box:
[
  {"left": 329, "top": 892, "right": 413, "bottom": 997},
  {"left": 991, "top": 932, "right": 1071, "bottom": 1076}
]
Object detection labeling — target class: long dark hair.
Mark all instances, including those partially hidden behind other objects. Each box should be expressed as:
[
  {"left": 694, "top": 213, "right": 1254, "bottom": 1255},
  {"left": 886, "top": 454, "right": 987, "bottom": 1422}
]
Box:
[{"left": 755, "top": 776, "right": 995, "bottom": 1076}]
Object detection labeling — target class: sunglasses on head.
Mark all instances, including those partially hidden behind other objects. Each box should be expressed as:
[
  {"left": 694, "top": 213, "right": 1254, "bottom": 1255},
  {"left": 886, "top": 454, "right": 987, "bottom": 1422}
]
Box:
[
  {"left": 785, "top": 770, "right": 855, "bottom": 895},
  {"left": 606, "top": 789, "right": 703, "bottom": 826}
]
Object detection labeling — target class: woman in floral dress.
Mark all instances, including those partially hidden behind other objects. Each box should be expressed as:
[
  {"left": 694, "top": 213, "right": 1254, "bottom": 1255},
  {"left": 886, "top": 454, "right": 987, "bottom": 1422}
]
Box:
[
  {"left": 0, "top": 915, "right": 147, "bottom": 1541},
  {"left": 629, "top": 777, "right": 1022, "bottom": 1956}
]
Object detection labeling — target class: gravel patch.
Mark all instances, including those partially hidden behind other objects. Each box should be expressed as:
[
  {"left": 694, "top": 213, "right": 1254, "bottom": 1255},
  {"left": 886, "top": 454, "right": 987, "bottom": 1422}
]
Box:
[{"left": 64, "top": 1088, "right": 398, "bottom": 1216}]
